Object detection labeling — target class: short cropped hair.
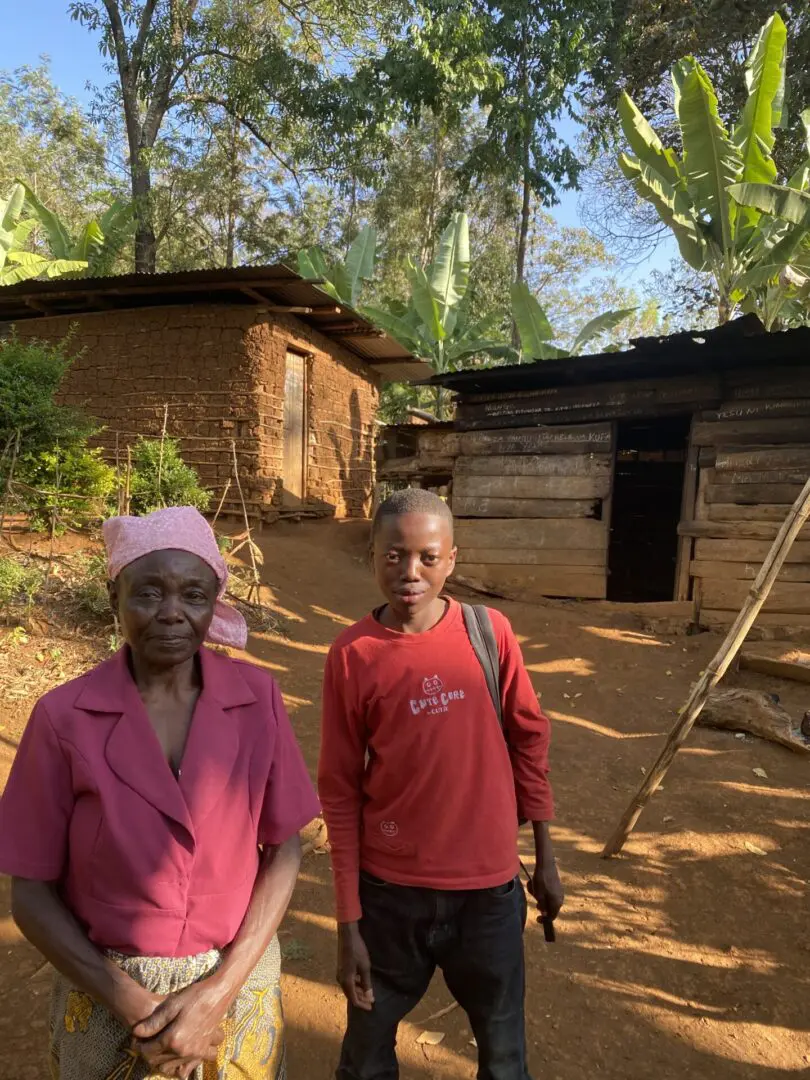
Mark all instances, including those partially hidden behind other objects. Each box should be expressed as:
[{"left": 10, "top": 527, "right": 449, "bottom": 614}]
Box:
[{"left": 372, "top": 487, "right": 454, "bottom": 539}]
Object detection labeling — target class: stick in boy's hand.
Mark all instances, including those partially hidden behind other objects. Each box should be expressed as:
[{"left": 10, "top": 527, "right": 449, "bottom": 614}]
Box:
[{"left": 520, "top": 860, "right": 559, "bottom": 942}]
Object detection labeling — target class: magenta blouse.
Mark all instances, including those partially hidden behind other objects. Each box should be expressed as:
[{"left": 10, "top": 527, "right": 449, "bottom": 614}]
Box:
[{"left": 0, "top": 647, "right": 320, "bottom": 957}]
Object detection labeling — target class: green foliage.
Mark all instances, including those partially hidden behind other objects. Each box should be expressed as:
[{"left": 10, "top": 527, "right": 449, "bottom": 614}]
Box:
[
  {"left": 298, "top": 225, "right": 379, "bottom": 307},
  {"left": 510, "top": 283, "right": 636, "bottom": 360},
  {"left": 129, "top": 437, "right": 211, "bottom": 516},
  {"left": 618, "top": 12, "right": 810, "bottom": 328},
  {"left": 0, "top": 557, "right": 44, "bottom": 608},
  {"left": 0, "top": 335, "right": 94, "bottom": 460},
  {"left": 363, "top": 213, "right": 512, "bottom": 380},
  {"left": 69, "top": 552, "right": 111, "bottom": 621},
  {"left": 16, "top": 445, "right": 116, "bottom": 532},
  {"left": 0, "top": 183, "right": 88, "bottom": 283}
]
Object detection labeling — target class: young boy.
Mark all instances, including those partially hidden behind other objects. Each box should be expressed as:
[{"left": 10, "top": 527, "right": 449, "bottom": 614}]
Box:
[{"left": 318, "top": 488, "right": 563, "bottom": 1080}]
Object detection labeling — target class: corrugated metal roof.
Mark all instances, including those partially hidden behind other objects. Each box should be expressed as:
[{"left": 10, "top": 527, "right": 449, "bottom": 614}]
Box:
[
  {"left": 428, "top": 314, "right": 810, "bottom": 394},
  {"left": 0, "top": 263, "right": 430, "bottom": 384}
]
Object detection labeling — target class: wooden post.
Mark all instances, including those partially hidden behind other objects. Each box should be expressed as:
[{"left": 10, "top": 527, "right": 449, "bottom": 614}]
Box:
[{"left": 601, "top": 475, "right": 810, "bottom": 859}]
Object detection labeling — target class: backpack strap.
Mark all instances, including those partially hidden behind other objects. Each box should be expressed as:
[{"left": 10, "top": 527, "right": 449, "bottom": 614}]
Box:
[{"left": 461, "top": 603, "right": 503, "bottom": 729}]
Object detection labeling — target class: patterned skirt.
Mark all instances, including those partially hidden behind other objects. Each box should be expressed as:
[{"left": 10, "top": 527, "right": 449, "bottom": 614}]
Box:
[{"left": 49, "top": 937, "right": 285, "bottom": 1080}]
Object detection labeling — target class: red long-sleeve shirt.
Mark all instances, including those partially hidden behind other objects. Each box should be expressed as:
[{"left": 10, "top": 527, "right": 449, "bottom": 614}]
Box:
[{"left": 318, "top": 599, "right": 554, "bottom": 923}]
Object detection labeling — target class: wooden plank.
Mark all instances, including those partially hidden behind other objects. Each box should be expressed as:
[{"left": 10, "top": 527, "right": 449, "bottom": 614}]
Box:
[
  {"left": 711, "top": 469, "right": 810, "bottom": 485},
  {"left": 453, "top": 474, "right": 610, "bottom": 501},
  {"left": 680, "top": 519, "right": 810, "bottom": 541},
  {"left": 700, "top": 609, "right": 810, "bottom": 631},
  {"left": 454, "top": 565, "right": 606, "bottom": 601},
  {"left": 700, "top": 579, "right": 810, "bottom": 614},
  {"left": 459, "top": 424, "right": 613, "bottom": 457},
  {"left": 710, "top": 399, "right": 810, "bottom": 422},
  {"left": 739, "top": 650, "right": 810, "bottom": 684},
  {"left": 452, "top": 496, "right": 597, "bottom": 518},
  {"left": 674, "top": 438, "right": 699, "bottom": 601},
  {"left": 457, "top": 401, "right": 696, "bottom": 430},
  {"left": 417, "top": 430, "right": 462, "bottom": 457},
  {"left": 454, "top": 453, "right": 611, "bottom": 478},
  {"left": 690, "top": 559, "right": 810, "bottom": 582},
  {"left": 706, "top": 483, "right": 805, "bottom": 505},
  {"left": 728, "top": 369, "right": 810, "bottom": 400},
  {"left": 714, "top": 446, "right": 810, "bottom": 472},
  {"left": 691, "top": 417, "right": 810, "bottom": 446},
  {"left": 694, "top": 538, "right": 810, "bottom": 563},
  {"left": 707, "top": 502, "right": 803, "bottom": 523},
  {"left": 454, "top": 517, "right": 606, "bottom": 550},
  {"left": 457, "top": 547, "right": 606, "bottom": 567},
  {"left": 457, "top": 372, "right": 721, "bottom": 424}
]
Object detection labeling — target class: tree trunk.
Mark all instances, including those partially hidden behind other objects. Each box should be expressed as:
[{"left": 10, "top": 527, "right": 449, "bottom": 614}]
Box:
[
  {"left": 512, "top": 18, "right": 532, "bottom": 351},
  {"left": 132, "top": 157, "right": 157, "bottom": 274}
]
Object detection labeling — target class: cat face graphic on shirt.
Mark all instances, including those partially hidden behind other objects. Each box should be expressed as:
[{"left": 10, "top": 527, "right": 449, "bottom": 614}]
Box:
[{"left": 422, "top": 675, "right": 443, "bottom": 696}]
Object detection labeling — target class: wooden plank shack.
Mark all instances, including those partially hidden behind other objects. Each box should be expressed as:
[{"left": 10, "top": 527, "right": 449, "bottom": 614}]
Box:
[
  {"left": 377, "top": 319, "right": 810, "bottom": 625},
  {"left": 683, "top": 363, "right": 810, "bottom": 629},
  {"left": 449, "top": 423, "right": 613, "bottom": 601}
]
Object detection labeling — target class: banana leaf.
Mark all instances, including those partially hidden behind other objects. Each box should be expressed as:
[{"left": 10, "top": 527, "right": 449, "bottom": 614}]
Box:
[
  {"left": 729, "top": 182, "right": 810, "bottom": 227},
  {"left": 618, "top": 92, "right": 682, "bottom": 187},
  {"left": 733, "top": 12, "right": 786, "bottom": 193},
  {"left": 570, "top": 307, "right": 638, "bottom": 356},
  {"left": 510, "top": 282, "right": 554, "bottom": 358},
  {"left": 0, "top": 184, "right": 26, "bottom": 267},
  {"left": 343, "top": 225, "right": 377, "bottom": 307},
  {"left": 297, "top": 246, "right": 330, "bottom": 283},
  {"left": 429, "top": 212, "right": 470, "bottom": 338},
  {"left": 619, "top": 154, "right": 707, "bottom": 270},
  {"left": 360, "top": 304, "right": 422, "bottom": 353},
  {"left": 0, "top": 251, "right": 87, "bottom": 285},
  {"left": 673, "top": 59, "right": 742, "bottom": 252},
  {"left": 18, "top": 181, "right": 73, "bottom": 259},
  {"left": 407, "top": 260, "right": 444, "bottom": 343}
]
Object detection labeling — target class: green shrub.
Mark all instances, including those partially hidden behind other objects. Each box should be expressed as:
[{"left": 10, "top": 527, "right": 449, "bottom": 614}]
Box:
[
  {"left": 0, "top": 335, "right": 94, "bottom": 462},
  {"left": 0, "top": 557, "right": 44, "bottom": 607},
  {"left": 129, "top": 436, "right": 211, "bottom": 516},
  {"left": 69, "top": 553, "right": 111, "bottom": 620},
  {"left": 16, "top": 445, "right": 117, "bottom": 532}
]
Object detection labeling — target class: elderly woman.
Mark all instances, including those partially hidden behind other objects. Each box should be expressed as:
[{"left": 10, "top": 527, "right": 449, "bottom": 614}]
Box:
[{"left": 0, "top": 507, "right": 319, "bottom": 1080}]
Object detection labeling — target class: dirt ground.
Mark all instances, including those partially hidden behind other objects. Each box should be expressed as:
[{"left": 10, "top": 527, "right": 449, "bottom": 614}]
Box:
[{"left": 0, "top": 519, "right": 808, "bottom": 1079}]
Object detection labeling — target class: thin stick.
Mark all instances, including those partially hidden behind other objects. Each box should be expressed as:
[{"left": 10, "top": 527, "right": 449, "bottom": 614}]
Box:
[
  {"left": 602, "top": 475, "right": 810, "bottom": 859},
  {"left": 114, "top": 432, "right": 122, "bottom": 515},
  {"left": 212, "top": 478, "right": 232, "bottom": 527},
  {"left": 44, "top": 441, "right": 61, "bottom": 591},
  {"left": 230, "top": 441, "right": 261, "bottom": 604},
  {"left": 124, "top": 445, "right": 132, "bottom": 516},
  {"left": 157, "top": 404, "right": 169, "bottom": 508},
  {"left": 0, "top": 430, "right": 21, "bottom": 536}
]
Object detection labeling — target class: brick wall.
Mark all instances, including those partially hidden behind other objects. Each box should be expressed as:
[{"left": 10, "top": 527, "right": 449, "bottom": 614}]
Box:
[{"left": 16, "top": 302, "right": 380, "bottom": 520}]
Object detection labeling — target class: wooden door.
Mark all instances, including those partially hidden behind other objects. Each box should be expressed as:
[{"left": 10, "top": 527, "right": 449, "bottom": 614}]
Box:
[{"left": 283, "top": 352, "right": 305, "bottom": 504}]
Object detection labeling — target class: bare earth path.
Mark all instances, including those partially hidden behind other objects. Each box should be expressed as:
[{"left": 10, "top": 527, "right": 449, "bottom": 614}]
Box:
[{"left": 0, "top": 519, "right": 807, "bottom": 1078}]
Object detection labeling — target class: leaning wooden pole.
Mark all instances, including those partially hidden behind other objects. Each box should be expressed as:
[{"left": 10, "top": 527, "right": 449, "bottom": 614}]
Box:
[{"left": 602, "top": 475, "right": 810, "bottom": 859}]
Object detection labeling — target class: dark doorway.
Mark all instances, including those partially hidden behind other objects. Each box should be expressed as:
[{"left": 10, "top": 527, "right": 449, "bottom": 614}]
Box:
[{"left": 607, "top": 416, "right": 690, "bottom": 602}]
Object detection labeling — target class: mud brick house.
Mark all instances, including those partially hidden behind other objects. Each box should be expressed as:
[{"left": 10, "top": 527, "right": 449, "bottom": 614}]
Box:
[
  {"left": 0, "top": 265, "right": 427, "bottom": 519},
  {"left": 379, "top": 316, "right": 810, "bottom": 632}
]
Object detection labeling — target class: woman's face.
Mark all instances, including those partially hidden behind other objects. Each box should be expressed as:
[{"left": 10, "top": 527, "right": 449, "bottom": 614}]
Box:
[{"left": 109, "top": 549, "right": 218, "bottom": 669}]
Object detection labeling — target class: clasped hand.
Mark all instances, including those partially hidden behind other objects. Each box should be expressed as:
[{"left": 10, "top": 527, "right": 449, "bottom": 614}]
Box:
[{"left": 129, "top": 981, "right": 230, "bottom": 1078}]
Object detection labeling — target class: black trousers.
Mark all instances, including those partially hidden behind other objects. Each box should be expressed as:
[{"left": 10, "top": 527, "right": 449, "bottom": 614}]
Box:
[{"left": 337, "top": 873, "right": 532, "bottom": 1080}]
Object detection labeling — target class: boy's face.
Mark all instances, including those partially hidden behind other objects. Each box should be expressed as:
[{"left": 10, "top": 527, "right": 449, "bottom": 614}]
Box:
[{"left": 373, "top": 511, "right": 457, "bottom": 620}]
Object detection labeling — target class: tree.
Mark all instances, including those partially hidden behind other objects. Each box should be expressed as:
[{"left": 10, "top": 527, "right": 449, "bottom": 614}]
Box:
[
  {"left": 0, "top": 185, "right": 88, "bottom": 284},
  {"left": 617, "top": 12, "right": 810, "bottom": 326},
  {"left": 593, "top": 1, "right": 810, "bottom": 180},
  {"left": 69, "top": 0, "right": 396, "bottom": 272},
  {"left": 367, "top": 0, "right": 613, "bottom": 284},
  {"left": 0, "top": 64, "right": 116, "bottom": 236}
]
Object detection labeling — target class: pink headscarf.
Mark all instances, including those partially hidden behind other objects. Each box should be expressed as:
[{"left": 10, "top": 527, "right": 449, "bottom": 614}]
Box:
[{"left": 102, "top": 506, "right": 248, "bottom": 650}]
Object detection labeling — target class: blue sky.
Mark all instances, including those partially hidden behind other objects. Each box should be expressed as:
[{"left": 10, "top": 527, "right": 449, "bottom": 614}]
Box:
[{"left": 2, "top": 1, "right": 672, "bottom": 279}]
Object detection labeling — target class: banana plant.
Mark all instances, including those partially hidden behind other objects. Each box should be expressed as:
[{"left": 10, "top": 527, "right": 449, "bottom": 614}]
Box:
[
  {"left": 297, "top": 225, "right": 378, "bottom": 308},
  {"left": 360, "top": 213, "right": 513, "bottom": 418},
  {"left": 617, "top": 12, "right": 810, "bottom": 327},
  {"left": 18, "top": 182, "right": 133, "bottom": 277},
  {"left": 0, "top": 184, "right": 87, "bottom": 284},
  {"left": 510, "top": 282, "right": 637, "bottom": 360}
]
